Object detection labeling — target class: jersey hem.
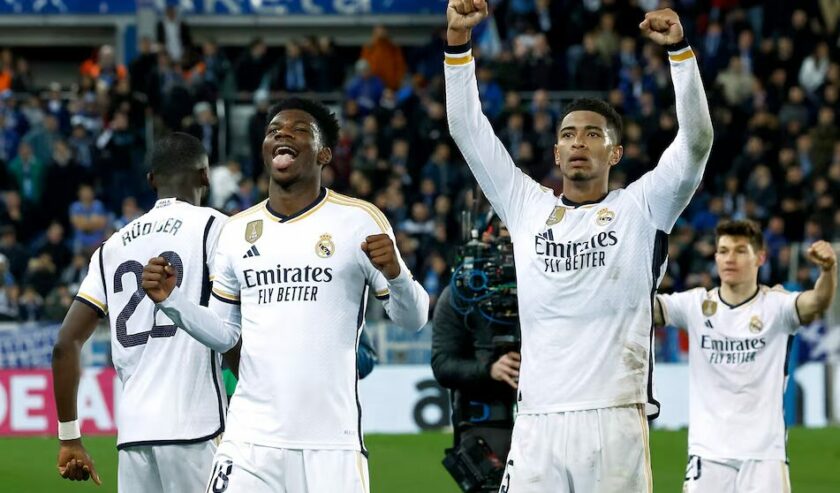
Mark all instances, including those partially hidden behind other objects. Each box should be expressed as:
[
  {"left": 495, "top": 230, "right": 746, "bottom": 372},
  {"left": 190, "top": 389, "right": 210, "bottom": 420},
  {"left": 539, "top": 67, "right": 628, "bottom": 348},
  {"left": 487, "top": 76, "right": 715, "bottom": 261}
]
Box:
[
  {"left": 117, "top": 426, "right": 223, "bottom": 450},
  {"left": 688, "top": 447, "right": 787, "bottom": 462},
  {"left": 221, "top": 435, "right": 365, "bottom": 452},
  {"left": 517, "top": 397, "right": 646, "bottom": 415}
]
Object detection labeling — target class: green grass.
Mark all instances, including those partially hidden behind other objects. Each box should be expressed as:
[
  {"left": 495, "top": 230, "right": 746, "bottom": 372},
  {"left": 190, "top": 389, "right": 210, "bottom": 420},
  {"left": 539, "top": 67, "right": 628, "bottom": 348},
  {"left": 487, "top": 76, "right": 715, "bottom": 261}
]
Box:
[{"left": 2, "top": 428, "right": 838, "bottom": 492}]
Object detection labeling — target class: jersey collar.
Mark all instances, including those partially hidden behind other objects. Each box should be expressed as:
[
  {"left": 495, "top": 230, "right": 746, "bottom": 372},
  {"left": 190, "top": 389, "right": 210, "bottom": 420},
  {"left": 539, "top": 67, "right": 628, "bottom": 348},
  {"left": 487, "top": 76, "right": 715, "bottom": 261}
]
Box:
[
  {"left": 717, "top": 285, "right": 761, "bottom": 309},
  {"left": 154, "top": 198, "right": 178, "bottom": 208},
  {"left": 559, "top": 193, "right": 609, "bottom": 208},
  {"left": 264, "top": 187, "right": 328, "bottom": 223}
]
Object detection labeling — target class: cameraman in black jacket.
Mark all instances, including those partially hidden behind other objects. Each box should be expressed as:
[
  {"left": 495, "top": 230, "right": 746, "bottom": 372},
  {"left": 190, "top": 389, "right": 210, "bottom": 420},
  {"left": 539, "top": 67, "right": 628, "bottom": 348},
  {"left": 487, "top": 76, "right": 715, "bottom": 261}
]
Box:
[{"left": 432, "top": 228, "right": 520, "bottom": 491}]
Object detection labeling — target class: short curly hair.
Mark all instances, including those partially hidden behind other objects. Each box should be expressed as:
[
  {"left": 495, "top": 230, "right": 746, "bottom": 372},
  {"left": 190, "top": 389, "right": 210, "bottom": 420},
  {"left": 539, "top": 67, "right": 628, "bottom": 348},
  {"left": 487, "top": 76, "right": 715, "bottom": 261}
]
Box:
[{"left": 266, "top": 98, "right": 340, "bottom": 149}]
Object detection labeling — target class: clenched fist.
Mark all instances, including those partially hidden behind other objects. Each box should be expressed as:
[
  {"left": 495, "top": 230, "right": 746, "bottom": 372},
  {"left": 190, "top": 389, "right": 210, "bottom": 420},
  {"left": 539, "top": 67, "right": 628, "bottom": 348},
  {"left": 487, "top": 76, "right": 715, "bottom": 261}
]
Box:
[
  {"left": 806, "top": 240, "right": 837, "bottom": 271},
  {"left": 639, "top": 8, "right": 684, "bottom": 46},
  {"left": 361, "top": 234, "right": 401, "bottom": 280},
  {"left": 142, "top": 257, "right": 178, "bottom": 303}
]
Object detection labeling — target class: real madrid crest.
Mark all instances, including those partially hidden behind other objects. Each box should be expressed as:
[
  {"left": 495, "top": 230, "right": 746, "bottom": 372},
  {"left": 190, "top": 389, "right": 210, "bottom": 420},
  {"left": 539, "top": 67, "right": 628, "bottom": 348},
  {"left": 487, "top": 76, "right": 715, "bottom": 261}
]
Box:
[
  {"left": 245, "top": 220, "right": 263, "bottom": 244},
  {"left": 546, "top": 206, "right": 566, "bottom": 226},
  {"left": 315, "top": 233, "right": 335, "bottom": 258},
  {"left": 749, "top": 315, "right": 764, "bottom": 334},
  {"left": 595, "top": 208, "right": 615, "bottom": 227},
  {"left": 702, "top": 299, "right": 717, "bottom": 317}
]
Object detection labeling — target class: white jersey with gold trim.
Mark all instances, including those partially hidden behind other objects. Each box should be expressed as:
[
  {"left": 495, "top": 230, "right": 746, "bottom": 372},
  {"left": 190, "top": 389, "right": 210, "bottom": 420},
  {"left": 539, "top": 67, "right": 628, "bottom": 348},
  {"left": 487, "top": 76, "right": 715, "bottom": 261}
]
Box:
[
  {"left": 657, "top": 285, "right": 801, "bottom": 460},
  {"left": 445, "top": 44, "right": 712, "bottom": 417},
  {"left": 208, "top": 188, "right": 428, "bottom": 451},
  {"left": 75, "top": 198, "right": 227, "bottom": 448}
]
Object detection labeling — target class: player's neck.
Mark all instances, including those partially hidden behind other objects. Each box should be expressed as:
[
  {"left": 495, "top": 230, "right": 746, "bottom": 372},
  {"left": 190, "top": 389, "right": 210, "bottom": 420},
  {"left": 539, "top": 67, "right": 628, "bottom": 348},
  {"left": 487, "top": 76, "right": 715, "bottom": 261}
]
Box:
[
  {"left": 719, "top": 281, "right": 759, "bottom": 307},
  {"left": 268, "top": 179, "right": 321, "bottom": 216},
  {"left": 561, "top": 178, "right": 609, "bottom": 204}
]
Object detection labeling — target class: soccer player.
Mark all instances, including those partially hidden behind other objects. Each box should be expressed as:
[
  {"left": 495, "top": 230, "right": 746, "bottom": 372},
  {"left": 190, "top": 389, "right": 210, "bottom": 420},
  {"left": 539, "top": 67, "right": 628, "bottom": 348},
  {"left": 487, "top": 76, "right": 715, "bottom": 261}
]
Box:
[
  {"left": 52, "top": 133, "right": 228, "bottom": 491},
  {"left": 141, "top": 98, "right": 429, "bottom": 493},
  {"left": 444, "top": 2, "right": 713, "bottom": 491},
  {"left": 655, "top": 220, "right": 837, "bottom": 493}
]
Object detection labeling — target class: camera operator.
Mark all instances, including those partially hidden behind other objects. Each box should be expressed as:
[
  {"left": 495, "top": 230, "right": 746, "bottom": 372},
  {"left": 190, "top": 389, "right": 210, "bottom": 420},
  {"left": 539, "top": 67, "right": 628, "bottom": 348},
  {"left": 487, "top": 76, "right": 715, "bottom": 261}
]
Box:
[{"left": 432, "top": 225, "right": 519, "bottom": 492}]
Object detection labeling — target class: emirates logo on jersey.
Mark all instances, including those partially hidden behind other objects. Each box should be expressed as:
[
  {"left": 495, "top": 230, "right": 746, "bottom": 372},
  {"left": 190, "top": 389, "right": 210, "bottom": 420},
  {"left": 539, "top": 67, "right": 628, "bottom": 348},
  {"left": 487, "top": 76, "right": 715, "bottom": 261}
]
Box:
[{"left": 315, "top": 233, "right": 335, "bottom": 258}]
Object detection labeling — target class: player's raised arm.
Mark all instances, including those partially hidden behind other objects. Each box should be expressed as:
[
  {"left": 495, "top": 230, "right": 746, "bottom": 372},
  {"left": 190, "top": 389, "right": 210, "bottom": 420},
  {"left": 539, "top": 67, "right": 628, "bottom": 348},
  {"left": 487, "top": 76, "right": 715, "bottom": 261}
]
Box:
[
  {"left": 444, "top": 0, "right": 547, "bottom": 234},
  {"left": 795, "top": 241, "right": 837, "bottom": 324},
  {"left": 362, "top": 233, "right": 429, "bottom": 331},
  {"left": 143, "top": 257, "right": 241, "bottom": 353},
  {"left": 628, "top": 9, "right": 714, "bottom": 232}
]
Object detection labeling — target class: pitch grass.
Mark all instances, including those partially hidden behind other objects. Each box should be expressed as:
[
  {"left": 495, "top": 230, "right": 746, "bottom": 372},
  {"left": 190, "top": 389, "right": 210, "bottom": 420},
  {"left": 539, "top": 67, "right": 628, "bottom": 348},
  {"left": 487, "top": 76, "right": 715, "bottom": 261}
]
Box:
[{"left": 2, "top": 428, "right": 838, "bottom": 492}]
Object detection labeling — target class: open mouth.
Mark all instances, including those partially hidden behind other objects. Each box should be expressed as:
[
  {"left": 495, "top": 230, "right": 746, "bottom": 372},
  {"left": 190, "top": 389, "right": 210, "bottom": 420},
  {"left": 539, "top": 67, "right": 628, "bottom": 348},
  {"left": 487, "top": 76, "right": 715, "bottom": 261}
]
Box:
[{"left": 273, "top": 145, "right": 299, "bottom": 158}]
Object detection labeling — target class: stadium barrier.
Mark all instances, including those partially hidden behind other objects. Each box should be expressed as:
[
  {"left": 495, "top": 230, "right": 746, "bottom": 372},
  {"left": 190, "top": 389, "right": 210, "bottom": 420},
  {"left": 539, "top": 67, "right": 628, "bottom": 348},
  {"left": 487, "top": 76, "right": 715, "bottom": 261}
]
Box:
[{"left": 0, "top": 363, "right": 834, "bottom": 436}]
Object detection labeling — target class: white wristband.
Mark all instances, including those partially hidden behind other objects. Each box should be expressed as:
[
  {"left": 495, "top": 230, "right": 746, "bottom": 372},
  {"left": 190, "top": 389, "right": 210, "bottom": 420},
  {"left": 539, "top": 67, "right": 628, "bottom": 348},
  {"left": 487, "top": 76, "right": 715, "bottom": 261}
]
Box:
[{"left": 58, "top": 420, "right": 81, "bottom": 440}]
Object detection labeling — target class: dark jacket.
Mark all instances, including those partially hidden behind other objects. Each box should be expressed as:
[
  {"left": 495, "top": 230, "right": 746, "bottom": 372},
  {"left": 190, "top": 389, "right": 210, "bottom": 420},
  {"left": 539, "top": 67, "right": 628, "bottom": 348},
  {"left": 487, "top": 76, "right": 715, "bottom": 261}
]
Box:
[{"left": 431, "top": 286, "right": 518, "bottom": 423}]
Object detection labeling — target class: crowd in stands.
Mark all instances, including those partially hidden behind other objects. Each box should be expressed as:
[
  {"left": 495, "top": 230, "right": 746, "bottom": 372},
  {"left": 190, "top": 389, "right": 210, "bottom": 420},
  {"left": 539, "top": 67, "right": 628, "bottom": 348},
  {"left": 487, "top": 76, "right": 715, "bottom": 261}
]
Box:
[{"left": 0, "top": 1, "right": 838, "bottom": 359}]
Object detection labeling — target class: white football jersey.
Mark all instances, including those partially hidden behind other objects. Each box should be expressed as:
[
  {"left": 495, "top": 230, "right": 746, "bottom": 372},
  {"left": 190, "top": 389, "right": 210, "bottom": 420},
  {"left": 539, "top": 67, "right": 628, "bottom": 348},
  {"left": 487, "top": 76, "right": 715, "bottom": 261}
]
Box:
[
  {"left": 657, "top": 286, "right": 801, "bottom": 461},
  {"left": 210, "top": 188, "right": 424, "bottom": 452},
  {"left": 76, "top": 198, "right": 227, "bottom": 448},
  {"left": 445, "top": 47, "right": 711, "bottom": 417}
]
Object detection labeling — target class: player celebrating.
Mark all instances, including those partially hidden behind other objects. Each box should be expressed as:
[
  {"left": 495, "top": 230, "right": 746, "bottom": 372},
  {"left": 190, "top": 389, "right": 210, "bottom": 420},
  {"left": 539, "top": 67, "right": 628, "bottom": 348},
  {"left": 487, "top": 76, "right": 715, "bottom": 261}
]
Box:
[
  {"left": 445, "top": 2, "right": 713, "bottom": 491},
  {"left": 142, "top": 98, "right": 429, "bottom": 493},
  {"left": 655, "top": 220, "right": 837, "bottom": 493},
  {"left": 52, "top": 133, "right": 227, "bottom": 491}
]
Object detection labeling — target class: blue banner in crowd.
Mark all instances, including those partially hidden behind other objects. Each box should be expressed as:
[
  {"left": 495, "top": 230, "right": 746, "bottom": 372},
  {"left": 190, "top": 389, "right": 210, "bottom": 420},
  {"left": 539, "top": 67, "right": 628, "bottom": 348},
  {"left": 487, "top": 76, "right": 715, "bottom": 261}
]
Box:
[
  {"left": 0, "top": 324, "right": 60, "bottom": 369},
  {"left": 0, "top": 0, "right": 447, "bottom": 15}
]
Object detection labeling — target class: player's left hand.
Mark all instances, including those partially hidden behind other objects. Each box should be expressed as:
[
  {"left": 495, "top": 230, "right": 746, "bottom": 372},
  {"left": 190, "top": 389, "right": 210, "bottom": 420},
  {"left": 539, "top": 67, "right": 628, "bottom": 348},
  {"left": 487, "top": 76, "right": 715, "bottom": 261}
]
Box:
[
  {"left": 806, "top": 240, "right": 837, "bottom": 271},
  {"left": 639, "top": 8, "right": 684, "bottom": 46},
  {"left": 57, "top": 440, "right": 101, "bottom": 485},
  {"left": 362, "top": 234, "right": 401, "bottom": 280}
]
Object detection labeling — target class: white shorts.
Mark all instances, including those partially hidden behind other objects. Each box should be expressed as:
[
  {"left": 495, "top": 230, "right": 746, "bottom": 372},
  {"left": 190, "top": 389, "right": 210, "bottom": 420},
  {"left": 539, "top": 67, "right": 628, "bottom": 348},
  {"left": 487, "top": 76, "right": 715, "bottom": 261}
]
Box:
[
  {"left": 500, "top": 404, "right": 652, "bottom": 493},
  {"left": 683, "top": 456, "right": 791, "bottom": 493},
  {"left": 205, "top": 439, "right": 370, "bottom": 493},
  {"left": 118, "top": 440, "right": 217, "bottom": 493}
]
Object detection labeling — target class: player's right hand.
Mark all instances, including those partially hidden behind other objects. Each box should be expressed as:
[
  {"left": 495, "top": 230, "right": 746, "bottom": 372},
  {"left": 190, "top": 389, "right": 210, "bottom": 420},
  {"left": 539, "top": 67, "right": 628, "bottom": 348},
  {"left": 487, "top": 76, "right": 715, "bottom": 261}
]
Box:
[
  {"left": 446, "top": 0, "right": 489, "bottom": 33},
  {"left": 806, "top": 240, "right": 837, "bottom": 271},
  {"left": 57, "top": 439, "right": 101, "bottom": 485},
  {"left": 490, "top": 351, "right": 520, "bottom": 389},
  {"left": 142, "top": 257, "right": 178, "bottom": 303}
]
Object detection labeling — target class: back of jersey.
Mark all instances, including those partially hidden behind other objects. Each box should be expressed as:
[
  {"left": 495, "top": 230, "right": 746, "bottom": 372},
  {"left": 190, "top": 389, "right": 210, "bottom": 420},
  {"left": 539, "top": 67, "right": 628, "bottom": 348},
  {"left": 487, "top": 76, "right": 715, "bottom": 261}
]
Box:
[{"left": 75, "top": 199, "right": 226, "bottom": 448}]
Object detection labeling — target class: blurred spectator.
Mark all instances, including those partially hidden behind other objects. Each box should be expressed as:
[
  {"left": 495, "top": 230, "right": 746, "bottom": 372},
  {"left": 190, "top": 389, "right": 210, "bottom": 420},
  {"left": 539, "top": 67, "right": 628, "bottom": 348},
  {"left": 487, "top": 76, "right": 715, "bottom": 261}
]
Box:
[
  {"left": 361, "top": 26, "right": 407, "bottom": 91},
  {"left": 69, "top": 184, "right": 107, "bottom": 256},
  {"left": 477, "top": 65, "right": 504, "bottom": 121},
  {"left": 275, "top": 41, "right": 308, "bottom": 93},
  {"left": 112, "top": 196, "right": 143, "bottom": 230},
  {"left": 43, "top": 284, "right": 73, "bottom": 322},
  {"left": 248, "top": 90, "right": 270, "bottom": 178},
  {"left": 42, "top": 140, "right": 85, "bottom": 228},
  {"left": 96, "top": 111, "right": 140, "bottom": 208},
  {"left": 80, "top": 45, "right": 127, "bottom": 91},
  {"left": 23, "top": 113, "right": 62, "bottom": 165},
  {"left": 186, "top": 101, "right": 219, "bottom": 164},
  {"left": 157, "top": 3, "right": 192, "bottom": 64},
  {"left": 210, "top": 160, "right": 242, "bottom": 209},
  {"left": 346, "top": 59, "right": 385, "bottom": 117},
  {"left": 11, "top": 57, "right": 34, "bottom": 93},
  {"left": 0, "top": 253, "right": 17, "bottom": 321},
  {"left": 60, "top": 253, "right": 88, "bottom": 289},
  {"left": 24, "top": 253, "right": 57, "bottom": 298},
  {"left": 716, "top": 56, "right": 756, "bottom": 107},
  {"left": 421, "top": 142, "right": 462, "bottom": 197},
  {"left": 130, "top": 36, "right": 159, "bottom": 98},
  {"left": 235, "top": 37, "right": 271, "bottom": 93},
  {"left": 8, "top": 141, "right": 45, "bottom": 204},
  {"left": 18, "top": 285, "right": 43, "bottom": 322},
  {"left": 0, "top": 225, "right": 27, "bottom": 282},
  {"left": 37, "top": 221, "right": 72, "bottom": 275}
]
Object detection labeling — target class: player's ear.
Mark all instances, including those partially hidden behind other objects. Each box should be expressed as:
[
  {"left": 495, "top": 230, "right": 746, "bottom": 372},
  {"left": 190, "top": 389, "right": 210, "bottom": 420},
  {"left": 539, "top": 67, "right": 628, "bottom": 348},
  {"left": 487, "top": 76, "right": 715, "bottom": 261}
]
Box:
[
  {"left": 553, "top": 144, "right": 561, "bottom": 167},
  {"left": 609, "top": 144, "right": 623, "bottom": 166},
  {"left": 147, "top": 171, "right": 157, "bottom": 191},
  {"left": 317, "top": 148, "right": 332, "bottom": 167},
  {"left": 199, "top": 167, "right": 210, "bottom": 187},
  {"left": 756, "top": 248, "right": 767, "bottom": 267}
]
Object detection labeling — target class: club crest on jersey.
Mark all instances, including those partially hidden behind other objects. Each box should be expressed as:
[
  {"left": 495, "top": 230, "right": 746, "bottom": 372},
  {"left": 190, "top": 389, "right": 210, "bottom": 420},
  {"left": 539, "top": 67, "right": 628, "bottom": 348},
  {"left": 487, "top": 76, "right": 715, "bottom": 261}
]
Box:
[
  {"left": 702, "top": 299, "right": 717, "bottom": 317},
  {"left": 595, "top": 208, "right": 615, "bottom": 226},
  {"left": 749, "top": 315, "right": 764, "bottom": 334},
  {"left": 245, "top": 220, "right": 263, "bottom": 244},
  {"left": 315, "top": 233, "right": 335, "bottom": 258},
  {"left": 545, "top": 207, "right": 566, "bottom": 226}
]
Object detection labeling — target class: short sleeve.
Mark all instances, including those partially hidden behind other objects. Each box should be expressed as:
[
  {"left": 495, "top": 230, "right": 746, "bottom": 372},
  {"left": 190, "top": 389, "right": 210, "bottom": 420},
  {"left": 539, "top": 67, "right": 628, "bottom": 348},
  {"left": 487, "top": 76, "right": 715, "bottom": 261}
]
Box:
[
  {"left": 210, "top": 234, "right": 240, "bottom": 306},
  {"left": 75, "top": 247, "right": 108, "bottom": 317},
  {"left": 656, "top": 291, "right": 692, "bottom": 330}
]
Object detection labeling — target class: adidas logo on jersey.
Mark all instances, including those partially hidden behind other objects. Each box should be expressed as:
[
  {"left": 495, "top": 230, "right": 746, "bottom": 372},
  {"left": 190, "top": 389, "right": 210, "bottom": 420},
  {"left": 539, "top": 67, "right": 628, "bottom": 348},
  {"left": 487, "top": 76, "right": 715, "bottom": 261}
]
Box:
[{"left": 243, "top": 245, "right": 261, "bottom": 258}]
